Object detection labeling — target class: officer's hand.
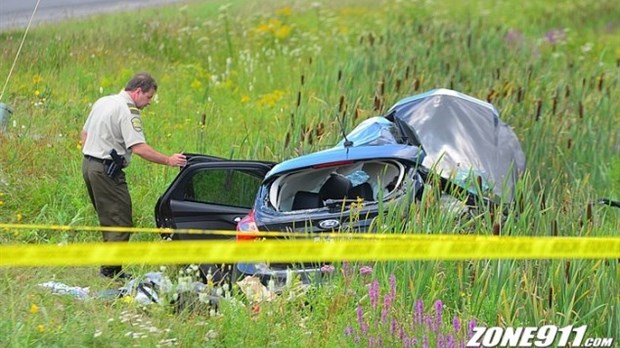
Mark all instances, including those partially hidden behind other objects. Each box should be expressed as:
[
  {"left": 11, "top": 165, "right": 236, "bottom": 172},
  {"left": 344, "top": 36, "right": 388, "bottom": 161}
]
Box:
[{"left": 168, "top": 153, "right": 187, "bottom": 167}]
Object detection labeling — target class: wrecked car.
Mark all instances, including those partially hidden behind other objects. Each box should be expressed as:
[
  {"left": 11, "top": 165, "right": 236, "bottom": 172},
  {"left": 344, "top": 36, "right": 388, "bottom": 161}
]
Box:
[{"left": 155, "top": 89, "right": 526, "bottom": 288}]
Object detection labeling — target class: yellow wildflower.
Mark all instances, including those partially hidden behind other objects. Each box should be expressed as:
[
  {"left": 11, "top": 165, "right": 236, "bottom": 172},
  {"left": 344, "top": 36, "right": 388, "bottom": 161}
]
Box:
[
  {"left": 122, "top": 295, "right": 134, "bottom": 304},
  {"left": 240, "top": 95, "right": 251, "bottom": 103},
  {"left": 256, "top": 23, "right": 271, "bottom": 33},
  {"left": 0, "top": 201, "right": 4, "bottom": 207},
  {"left": 16, "top": 213, "right": 21, "bottom": 222},
  {"left": 275, "top": 25, "right": 292, "bottom": 40},
  {"left": 34, "top": 90, "right": 40, "bottom": 97},
  {"left": 30, "top": 303, "right": 39, "bottom": 314},
  {"left": 36, "top": 324, "right": 45, "bottom": 333},
  {"left": 268, "top": 19, "right": 282, "bottom": 29},
  {"left": 32, "top": 74, "right": 43, "bottom": 84},
  {"left": 190, "top": 79, "right": 203, "bottom": 91},
  {"left": 257, "top": 90, "right": 285, "bottom": 107},
  {"left": 275, "top": 7, "right": 292, "bottom": 17}
]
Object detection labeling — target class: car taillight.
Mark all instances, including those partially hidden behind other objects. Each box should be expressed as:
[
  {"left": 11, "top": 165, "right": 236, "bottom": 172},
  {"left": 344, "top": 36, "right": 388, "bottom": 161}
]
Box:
[{"left": 236, "top": 209, "right": 259, "bottom": 241}]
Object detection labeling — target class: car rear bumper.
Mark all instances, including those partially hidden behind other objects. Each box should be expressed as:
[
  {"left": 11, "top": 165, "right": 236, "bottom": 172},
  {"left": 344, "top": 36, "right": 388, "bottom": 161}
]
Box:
[{"left": 236, "top": 262, "right": 324, "bottom": 293}]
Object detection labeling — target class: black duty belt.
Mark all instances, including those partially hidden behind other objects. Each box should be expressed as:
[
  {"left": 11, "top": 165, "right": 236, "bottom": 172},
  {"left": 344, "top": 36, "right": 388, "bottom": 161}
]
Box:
[{"left": 84, "top": 155, "right": 113, "bottom": 165}]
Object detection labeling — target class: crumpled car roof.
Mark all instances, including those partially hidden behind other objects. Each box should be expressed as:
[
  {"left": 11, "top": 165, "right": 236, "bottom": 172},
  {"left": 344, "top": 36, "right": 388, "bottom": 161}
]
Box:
[{"left": 386, "top": 88, "right": 526, "bottom": 201}]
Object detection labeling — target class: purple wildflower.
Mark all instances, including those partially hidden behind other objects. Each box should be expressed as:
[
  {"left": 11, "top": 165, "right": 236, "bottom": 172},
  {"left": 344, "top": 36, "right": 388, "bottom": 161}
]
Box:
[
  {"left": 359, "top": 265, "right": 373, "bottom": 276},
  {"left": 504, "top": 29, "right": 524, "bottom": 47},
  {"left": 414, "top": 299, "right": 424, "bottom": 325},
  {"left": 423, "top": 335, "right": 429, "bottom": 348},
  {"left": 467, "top": 319, "right": 476, "bottom": 337},
  {"left": 434, "top": 300, "right": 443, "bottom": 331},
  {"left": 426, "top": 314, "right": 434, "bottom": 331},
  {"left": 361, "top": 322, "right": 369, "bottom": 335},
  {"left": 342, "top": 261, "right": 350, "bottom": 276},
  {"left": 390, "top": 318, "right": 398, "bottom": 336},
  {"left": 381, "top": 292, "right": 393, "bottom": 323},
  {"left": 357, "top": 304, "right": 369, "bottom": 334},
  {"left": 544, "top": 28, "right": 566, "bottom": 44},
  {"left": 369, "top": 280, "right": 380, "bottom": 309},
  {"left": 437, "top": 333, "right": 445, "bottom": 348},
  {"left": 344, "top": 326, "right": 353, "bottom": 336},
  {"left": 320, "top": 264, "right": 335, "bottom": 273},
  {"left": 357, "top": 304, "right": 368, "bottom": 334},
  {"left": 389, "top": 274, "right": 397, "bottom": 298},
  {"left": 404, "top": 337, "right": 412, "bottom": 348},
  {"left": 446, "top": 334, "right": 456, "bottom": 348},
  {"left": 452, "top": 315, "right": 461, "bottom": 333}
]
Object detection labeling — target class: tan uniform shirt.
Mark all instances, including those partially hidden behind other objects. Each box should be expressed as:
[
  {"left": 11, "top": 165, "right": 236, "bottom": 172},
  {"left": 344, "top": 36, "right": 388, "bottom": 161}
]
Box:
[{"left": 82, "top": 90, "right": 146, "bottom": 165}]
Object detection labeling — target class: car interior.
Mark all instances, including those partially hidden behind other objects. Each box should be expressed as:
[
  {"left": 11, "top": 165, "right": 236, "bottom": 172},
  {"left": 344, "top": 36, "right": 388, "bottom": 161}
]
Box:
[{"left": 268, "top": 160, "right": 405, "bottom": 212}]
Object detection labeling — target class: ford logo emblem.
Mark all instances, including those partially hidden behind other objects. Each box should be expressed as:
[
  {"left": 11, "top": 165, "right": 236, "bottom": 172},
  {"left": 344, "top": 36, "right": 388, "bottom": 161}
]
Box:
[{"left": 319, "top": 219, "right": 340, "bottom": 230}]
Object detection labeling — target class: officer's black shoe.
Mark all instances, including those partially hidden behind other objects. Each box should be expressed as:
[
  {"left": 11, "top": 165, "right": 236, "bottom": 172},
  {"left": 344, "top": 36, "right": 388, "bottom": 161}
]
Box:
[{"left": 100, "top": 266, "right": 132, "bottom": 280}]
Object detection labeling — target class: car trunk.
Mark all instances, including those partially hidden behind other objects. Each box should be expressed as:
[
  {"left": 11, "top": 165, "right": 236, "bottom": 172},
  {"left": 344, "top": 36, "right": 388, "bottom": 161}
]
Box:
[{"left": 250, "top": 158, "right": 418, "bottom": 236}]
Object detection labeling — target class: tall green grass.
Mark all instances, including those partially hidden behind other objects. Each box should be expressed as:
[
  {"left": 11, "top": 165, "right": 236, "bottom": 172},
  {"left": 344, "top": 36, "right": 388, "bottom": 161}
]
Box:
[{"left": 1, "top": 0, "right": 618, "bottom": 345}]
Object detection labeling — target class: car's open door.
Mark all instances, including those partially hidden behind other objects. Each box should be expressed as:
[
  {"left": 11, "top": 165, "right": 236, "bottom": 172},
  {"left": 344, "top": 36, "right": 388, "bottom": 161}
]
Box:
[{"left": 155, "top": 155, "right": 275, "bottom": 241}]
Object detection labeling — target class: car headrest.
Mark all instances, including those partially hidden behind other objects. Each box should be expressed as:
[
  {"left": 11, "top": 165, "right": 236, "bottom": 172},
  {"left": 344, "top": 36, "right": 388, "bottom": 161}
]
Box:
[
  {"left": 292, "top": 191, "right": 324, "bottom": 210},
  {"left": 319, "top": 173, "right": 352, "bottom": 201},
  {"left": 347, "top": 182, "right": 374, "bottom": 201}
]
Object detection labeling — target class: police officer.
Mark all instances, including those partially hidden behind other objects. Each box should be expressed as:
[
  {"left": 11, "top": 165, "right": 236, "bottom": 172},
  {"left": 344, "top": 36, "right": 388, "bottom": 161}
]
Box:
[{"left": 81, "top": 72, "right": 187, "bottom": 279}]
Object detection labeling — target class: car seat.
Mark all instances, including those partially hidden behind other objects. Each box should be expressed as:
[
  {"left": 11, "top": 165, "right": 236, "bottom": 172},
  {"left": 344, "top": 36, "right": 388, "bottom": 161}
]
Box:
[
  {"left": 347, "top": 182, "right": 374, "bottom": 201},
  {"left": 292, "top": 191, "right": 324, "bottom": 210},
  {"left": 319, "top": 173, "right": 352, "bottom": 201}
]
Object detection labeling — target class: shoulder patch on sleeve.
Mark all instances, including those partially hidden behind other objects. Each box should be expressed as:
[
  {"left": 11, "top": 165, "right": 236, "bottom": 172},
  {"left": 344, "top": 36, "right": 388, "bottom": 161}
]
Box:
[
  {"left": 131, "top": 117, "right": 143, "bottom": 132},
  {"left": 127, "top": 103, "right": 140, "bottom": 115}
]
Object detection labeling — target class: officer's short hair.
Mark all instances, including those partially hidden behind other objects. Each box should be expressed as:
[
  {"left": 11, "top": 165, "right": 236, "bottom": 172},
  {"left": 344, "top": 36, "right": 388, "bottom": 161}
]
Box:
[{"left": 125, "top": 73, "right": 158, "bottom": 93}]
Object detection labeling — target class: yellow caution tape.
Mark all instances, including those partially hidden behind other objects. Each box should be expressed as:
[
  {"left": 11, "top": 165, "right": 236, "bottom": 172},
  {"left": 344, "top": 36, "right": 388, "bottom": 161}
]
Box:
[
  {"left": 1, "top": 236, "right": 618, "bottom": 266},
  {"left": 0, "top": 223, "right": 499, "bottom": 239}
]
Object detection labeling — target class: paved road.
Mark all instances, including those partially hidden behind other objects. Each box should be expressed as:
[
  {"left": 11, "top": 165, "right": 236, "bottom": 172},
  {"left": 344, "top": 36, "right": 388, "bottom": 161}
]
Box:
[{"left": 0, "top": 0, "right": 188, "bottom": 31}]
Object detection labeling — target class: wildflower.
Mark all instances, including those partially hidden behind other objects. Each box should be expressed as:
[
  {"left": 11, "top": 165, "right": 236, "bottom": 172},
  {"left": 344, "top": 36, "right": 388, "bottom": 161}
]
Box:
[
  {"left": 413, "top": 299, "right": 424, "bottom": 325},
  {"left": 544, "top": 28, "right": 566, "bottom": 44},
  {"left": 356, "top": 304, "right": 368, "bottom": 334},
  {"left": 452, "top": 315, "right": 461, "bottom": 333},
  {"left": 390, "top": 318, "right": 398, "bottom": 336},
  {"left": 32, "top": 74, "right": 43, "bottom": 84},
  {"left": 504, "top": 29, "right": 524, "bottom": 48},
  {"left": 359, "top": 265, "right": 373, "bottom": 276},
  {"left": 344, "top": 326, "right": 353, "bottom": 336},
  {"left": 30, "top": 303, "right": 39, "bottom": 314},
  {"left": 190, "top": 79, "right": 203, "bottom": 91},
  {"left": 240, "top": 95, "right": 251, "bottom": 103},
  {"left": 581, "top": 42, "right": 593, "bottom": 53},
  {"left": 122, "top": 295, "right": 135, "bottom": 304},
  {"left": 0, "top": 200, "right": 4, "bottom": 207},
  {"left": 93, "top": 330, "right": 102, "bottom": 338},
  {"left": 369, "top": 280, "right": 379, "bottom": 308},
  {"left": 256, "top": 90, "right": 285, "bottom": 107},
  {"left": 381, "top": 296, "right": 390, "bottom": 323},
  {"left": 34, "top": 90, "right": 40, "bottom": 97},
  {"left": 275, "top": 6, "right": 292, "bottom": 16},
  {"left": 434, "top": 299, "right": 443, "bottom": 330},
  {"left": 36, "top": 324, "right": 45, "bottom": 333},
  {"left": 275, "top": 25, "right": 292, "bottom": 40},
  {"left": 446, "top": 334, "right": 456, "bottom": 348},
  {"left": 320, "top": 264, "right": 335, "bottom": 273},
  {"left": 467, "top": 319, "right": 476, "bottom": 336},
  {"left": 341, "top": 261, "right": 351, "bottom": 276}
]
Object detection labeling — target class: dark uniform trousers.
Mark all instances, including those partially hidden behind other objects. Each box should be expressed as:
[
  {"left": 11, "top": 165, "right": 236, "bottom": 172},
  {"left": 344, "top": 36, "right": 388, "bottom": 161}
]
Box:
[{"left": 82, "top": 157, "right": 132, "bottom": 271}]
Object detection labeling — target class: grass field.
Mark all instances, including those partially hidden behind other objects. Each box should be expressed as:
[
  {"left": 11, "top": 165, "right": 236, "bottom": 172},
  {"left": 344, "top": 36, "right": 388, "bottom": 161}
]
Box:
[{"left": 0, "top": 0, "right": 619, "bottom": 346}]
